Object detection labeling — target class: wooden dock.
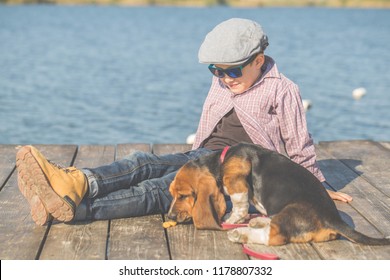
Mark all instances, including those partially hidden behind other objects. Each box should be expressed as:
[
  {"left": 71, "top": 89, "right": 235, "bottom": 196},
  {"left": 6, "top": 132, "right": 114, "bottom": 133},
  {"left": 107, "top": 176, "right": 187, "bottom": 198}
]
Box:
[{"left": 0, "top": 140, "right": 389, "bottom": 260}]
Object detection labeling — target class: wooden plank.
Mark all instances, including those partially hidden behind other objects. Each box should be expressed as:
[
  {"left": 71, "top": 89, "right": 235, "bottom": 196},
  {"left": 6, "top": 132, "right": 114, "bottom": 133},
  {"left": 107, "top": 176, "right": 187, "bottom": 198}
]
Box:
[
  {"left": 39, "top": 145, "right": 116, "bottom": 260},
  {"left": 117, "top": 143, "right": 152, "bottom": 155},
  {"left": 313, "top": 201, "right": 390, "bottom": 260},
  {"left": 109, "top": 214, "right": 169, "bottom": 260},
  {"left": 320, "top": 140, "right": 390, "bottom": 196},
  {"left": 313, "top": 144, "right": 390, "bottom": 259},
  {"left": 167, "top": 224, "right": 248, "bottom": 260},
  {"left": 316, "top": 143, "right": 390, "bottom": 233},
  {"left": 152, "top": 143, "right": 192, "bottom": 155},
  {"left": 0, "top": 171, "right": 47, "bottom": 260},
  {"left": 0, "top": 145, "right": 18, "bottom": 192},
  {"left": 107, "top": 144, "right": 170, "bottom": 260},
  {"left": 0, "top": 145, "right": 77, "bottom": 259},
  {"left": 244, "top": 243, "right": 321, "bottom": 260},
  {"left": 316, "top": 144, "right": 390, "bottom": 234},
  {"left": 379, "top": 142, "right": 390, "bottom": 150},
  {"left": 2, "top": 141, "right": 389, "bottom": 260}
]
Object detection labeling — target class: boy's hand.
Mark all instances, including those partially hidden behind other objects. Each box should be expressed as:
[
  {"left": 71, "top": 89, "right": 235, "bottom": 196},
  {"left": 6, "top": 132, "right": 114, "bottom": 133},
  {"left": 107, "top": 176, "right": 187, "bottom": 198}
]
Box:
[{"left": 327, "top": 189, "right": 353, "bottom": 203}]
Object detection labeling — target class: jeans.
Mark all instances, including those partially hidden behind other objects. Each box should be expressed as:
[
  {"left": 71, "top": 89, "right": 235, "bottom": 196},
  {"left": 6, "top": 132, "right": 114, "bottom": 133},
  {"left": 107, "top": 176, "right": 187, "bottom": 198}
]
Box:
[{"left": 74, "top": 148, "right": 213, "bottom": 221}]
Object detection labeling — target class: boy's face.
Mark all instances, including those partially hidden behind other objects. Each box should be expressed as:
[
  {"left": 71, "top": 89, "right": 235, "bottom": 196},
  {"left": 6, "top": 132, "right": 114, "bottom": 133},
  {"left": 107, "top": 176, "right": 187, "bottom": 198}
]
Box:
[{"left": 215, "top": 54, "right": 265, "bottom": 95}]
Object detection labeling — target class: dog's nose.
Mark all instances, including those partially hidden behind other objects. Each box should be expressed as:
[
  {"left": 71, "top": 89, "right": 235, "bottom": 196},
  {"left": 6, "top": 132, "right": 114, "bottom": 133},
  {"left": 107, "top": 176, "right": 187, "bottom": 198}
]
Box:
[{"left": 167, "top": 212, "right": 177, "bottom": 221}]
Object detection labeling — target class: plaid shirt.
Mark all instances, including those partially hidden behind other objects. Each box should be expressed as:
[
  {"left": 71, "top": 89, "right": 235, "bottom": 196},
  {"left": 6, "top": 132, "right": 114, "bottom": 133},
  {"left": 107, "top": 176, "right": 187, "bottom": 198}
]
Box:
[{"left": 192, "top": 56, "right": 325, "bottom": 182}]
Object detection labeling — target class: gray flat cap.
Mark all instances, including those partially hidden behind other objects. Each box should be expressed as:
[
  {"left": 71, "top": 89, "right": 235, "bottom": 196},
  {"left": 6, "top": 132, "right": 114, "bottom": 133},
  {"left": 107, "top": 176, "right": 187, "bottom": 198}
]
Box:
[{"left": 198, "top": 18, "right": 269, "bottom": 65}]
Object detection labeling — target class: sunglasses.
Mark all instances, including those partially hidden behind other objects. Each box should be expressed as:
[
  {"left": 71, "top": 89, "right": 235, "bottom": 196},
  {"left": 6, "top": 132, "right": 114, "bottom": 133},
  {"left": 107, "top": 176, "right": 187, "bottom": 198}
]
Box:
[{"left": 208, "top": 54, "right": 258, "bottom": 78}]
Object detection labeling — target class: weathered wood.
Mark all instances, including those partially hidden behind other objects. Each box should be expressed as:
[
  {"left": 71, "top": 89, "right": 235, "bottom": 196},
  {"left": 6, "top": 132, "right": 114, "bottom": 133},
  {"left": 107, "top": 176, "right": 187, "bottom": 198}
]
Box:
[
  {"left": 39, "top": 145, "right": 116, "bottom": 260},
  {"left": 167, "top": 224, "right": 248, "bottom": 260},
  {"left": 107, "top": 143, "right": 170, "bottom": 260},
  {"left": 316, "top": 144, "right": 390, "bottom": 234},
  {"left": 117, "top": 143, "right": 152, "bottom": 156},
  {"left": 313, "top": 202, "right": 390, "bottom": 260},
  {"left": 0, "top": 145, "right": 18, "bottom": 192},
  {"left": 0, "top": 145, "right": 77, "bottom": 259},
  {"left": 314, "top": 144, "right": 390, "bottom": 259},
  {"left": 152, "top": 143, "right": 192, "bottom": 155},
  {"left": 0, "top": 170, "right": 47, "bottom": 259},
  {"left": 320, "top": 140, "right": 390, "bottom": 196},
  {"left": 317, "top": 143, "right": 390, "bottom": 230},
  {"left": 109, "top": 214, "right": 169, "bottom": 260},
  {"left": 245, "top": 243, "right": 321, "bottom": 260},
  {"left": 0, "top": 142, "right": 389, "bottom": 260}
]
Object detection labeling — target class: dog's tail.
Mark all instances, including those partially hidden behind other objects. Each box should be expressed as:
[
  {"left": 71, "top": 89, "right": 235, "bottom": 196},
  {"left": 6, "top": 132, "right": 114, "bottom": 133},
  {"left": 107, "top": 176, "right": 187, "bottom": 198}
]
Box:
[{"left": 331, "top": 221, "right": 390, "bottom": 245}]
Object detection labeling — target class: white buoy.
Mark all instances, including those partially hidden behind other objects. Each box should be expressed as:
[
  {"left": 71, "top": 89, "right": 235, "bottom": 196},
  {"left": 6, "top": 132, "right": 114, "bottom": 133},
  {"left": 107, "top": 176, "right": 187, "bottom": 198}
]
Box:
[
  {"left": 186, "top": 133, "right": 196, "bottom": 145},
  {"left": 302, "top": 99, "right": 312, "bottom": 112},
  {"left": 352, "top": 87, "right": 367, "bottom": 100}
]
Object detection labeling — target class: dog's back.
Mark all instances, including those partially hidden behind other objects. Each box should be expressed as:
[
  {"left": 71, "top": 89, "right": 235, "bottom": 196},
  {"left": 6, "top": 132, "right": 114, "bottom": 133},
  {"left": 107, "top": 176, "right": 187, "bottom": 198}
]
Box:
[{"left": 225, "top": 143, "right": 338, "bottom": 216}]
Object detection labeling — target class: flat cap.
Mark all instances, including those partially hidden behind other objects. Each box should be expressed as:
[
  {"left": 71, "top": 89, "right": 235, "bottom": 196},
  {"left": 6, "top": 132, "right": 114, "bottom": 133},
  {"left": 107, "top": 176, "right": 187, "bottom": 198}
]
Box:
[{"left": 198, "top": 18, "right": 269, "bottom": 65}]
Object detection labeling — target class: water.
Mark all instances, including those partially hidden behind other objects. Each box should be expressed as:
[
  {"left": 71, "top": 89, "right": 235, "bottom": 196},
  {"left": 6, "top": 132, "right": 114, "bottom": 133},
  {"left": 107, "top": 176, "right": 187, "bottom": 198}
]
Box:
[{"left": 1, "top": 5, "right": 389, "bottom": 145}]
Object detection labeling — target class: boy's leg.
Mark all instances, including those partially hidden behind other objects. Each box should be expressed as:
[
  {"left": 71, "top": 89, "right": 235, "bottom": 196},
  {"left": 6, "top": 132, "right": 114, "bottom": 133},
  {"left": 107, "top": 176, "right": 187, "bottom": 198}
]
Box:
[
  {"left": 82, "top": 150, "right": 193, "bottom": 198},
  {"left": 75, "top": 148, "right": 213, "bottom": 221},
  {"left": 74, "top": 171, "right": 176, "bottom": 221}
]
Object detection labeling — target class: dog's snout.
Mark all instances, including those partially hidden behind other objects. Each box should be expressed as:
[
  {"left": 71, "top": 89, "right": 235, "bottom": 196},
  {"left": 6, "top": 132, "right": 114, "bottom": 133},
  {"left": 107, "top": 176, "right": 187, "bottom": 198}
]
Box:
[
  {"left": 167, "top": 197, "right": 178, "bottom": 221},
  {"left": 167, "top": 211, "right": 177, "bottom": 221}
]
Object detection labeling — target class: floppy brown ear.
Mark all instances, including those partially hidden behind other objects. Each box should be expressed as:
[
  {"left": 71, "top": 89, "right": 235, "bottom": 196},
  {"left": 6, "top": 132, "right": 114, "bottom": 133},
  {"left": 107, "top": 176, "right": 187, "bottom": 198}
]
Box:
[{"left": 192, "top": 175, "right": 226, "bottom": 230}]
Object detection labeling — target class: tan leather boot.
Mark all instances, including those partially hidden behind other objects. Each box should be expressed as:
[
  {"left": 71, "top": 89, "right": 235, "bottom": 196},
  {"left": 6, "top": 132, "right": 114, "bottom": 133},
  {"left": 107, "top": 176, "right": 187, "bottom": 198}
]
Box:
[{"left": 16, "top": 145, "right": 88, "bottom": 225}]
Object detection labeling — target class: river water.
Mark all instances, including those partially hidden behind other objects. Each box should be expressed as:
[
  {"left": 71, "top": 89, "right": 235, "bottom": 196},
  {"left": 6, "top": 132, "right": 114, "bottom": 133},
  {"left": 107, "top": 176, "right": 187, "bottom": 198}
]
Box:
[{"left": 1, "top": 5, "right": 389, "bottom": 144}]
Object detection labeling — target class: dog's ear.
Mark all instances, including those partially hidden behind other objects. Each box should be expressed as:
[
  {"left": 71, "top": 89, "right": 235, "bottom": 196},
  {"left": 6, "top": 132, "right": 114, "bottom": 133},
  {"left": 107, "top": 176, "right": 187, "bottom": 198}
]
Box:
[{"left": 192, "top": 175, "right": 226, "bottom": 230}]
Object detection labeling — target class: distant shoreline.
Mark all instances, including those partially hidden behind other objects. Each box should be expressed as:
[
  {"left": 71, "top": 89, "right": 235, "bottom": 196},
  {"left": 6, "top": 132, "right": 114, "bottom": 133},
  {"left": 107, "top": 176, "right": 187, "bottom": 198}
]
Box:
[{"left": 2, "top": 0, "right": 390, "bottom": 9}]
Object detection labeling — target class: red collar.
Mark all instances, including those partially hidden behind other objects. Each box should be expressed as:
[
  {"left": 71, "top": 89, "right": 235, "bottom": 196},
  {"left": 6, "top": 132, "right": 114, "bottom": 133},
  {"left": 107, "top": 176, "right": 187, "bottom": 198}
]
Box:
[{"left": 220, "top": 146, "right": 230, "bottom": 163}]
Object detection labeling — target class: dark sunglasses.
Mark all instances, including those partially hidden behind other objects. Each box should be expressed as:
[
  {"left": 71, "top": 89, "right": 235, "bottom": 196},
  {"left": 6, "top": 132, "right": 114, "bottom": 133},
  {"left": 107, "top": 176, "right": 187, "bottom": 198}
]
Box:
[{"left": 208, "top": 54, "right": 258, "bottom": 78}]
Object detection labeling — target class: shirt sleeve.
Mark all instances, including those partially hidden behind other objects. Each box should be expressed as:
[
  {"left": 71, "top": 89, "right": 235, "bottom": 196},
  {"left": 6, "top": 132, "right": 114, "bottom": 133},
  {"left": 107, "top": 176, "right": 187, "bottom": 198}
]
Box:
[{"left": 276, "top": 83, "right": 326, "bottom": 182}]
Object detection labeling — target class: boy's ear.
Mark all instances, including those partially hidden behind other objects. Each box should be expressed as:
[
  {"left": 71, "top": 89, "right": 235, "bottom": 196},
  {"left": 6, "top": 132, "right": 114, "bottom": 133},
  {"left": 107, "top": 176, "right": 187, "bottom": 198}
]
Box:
[{"left": 255, "top": 53, "right": 265, "bottom": 69}]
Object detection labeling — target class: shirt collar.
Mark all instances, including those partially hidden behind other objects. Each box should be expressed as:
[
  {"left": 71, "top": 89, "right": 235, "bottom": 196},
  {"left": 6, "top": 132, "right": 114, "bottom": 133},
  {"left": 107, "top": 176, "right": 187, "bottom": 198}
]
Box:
[{"left": 253, "top": 55, "right": 281, "bottom": 85}]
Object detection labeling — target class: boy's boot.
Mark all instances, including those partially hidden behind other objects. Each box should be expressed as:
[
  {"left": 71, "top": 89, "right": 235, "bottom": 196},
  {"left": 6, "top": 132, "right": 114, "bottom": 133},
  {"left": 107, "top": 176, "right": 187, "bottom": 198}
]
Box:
[{"left": 16, "top": 145, "right": 88, "bottom": 226}]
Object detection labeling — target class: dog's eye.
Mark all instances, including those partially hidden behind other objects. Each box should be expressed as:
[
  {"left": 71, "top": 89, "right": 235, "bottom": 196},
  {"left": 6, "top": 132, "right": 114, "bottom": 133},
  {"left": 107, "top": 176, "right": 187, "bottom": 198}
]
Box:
[{"left": 178, "top": 194, "right": 189, "bottom": 200}]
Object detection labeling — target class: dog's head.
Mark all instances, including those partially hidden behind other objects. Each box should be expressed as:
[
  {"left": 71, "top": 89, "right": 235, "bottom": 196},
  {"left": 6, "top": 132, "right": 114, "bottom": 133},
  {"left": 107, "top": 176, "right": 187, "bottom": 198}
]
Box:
[{"left": 167, "top": 163, "right": 226, "bottom": 230}]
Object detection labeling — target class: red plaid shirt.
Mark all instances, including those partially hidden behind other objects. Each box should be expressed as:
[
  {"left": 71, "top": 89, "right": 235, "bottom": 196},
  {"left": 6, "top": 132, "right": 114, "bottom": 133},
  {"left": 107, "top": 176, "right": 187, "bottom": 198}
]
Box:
[{"left": 192, "top": 56, "right": 325, "bottom": 182}]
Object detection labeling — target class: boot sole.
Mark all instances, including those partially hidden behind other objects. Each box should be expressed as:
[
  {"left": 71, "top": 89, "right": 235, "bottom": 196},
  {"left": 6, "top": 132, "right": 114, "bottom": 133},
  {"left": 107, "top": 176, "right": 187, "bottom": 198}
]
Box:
[
  {"left": 16, "top": 146, "right": 75, "bottom": 224},
  {"left": 17, "top": 169, "right": 50, "bottom": 226}
]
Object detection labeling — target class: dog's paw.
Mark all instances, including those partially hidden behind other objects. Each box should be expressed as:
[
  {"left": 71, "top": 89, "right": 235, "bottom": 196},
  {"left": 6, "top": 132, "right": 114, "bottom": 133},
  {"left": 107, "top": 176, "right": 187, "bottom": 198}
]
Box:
[
  {"left": 248, "top": 216, "right": 271, "bottom": 228},
  {"left": 225, "top": 213, "right": 247, "bottom": 224},
  {"left": 227, "top": 228, "right": 249, "bottom": 243},
  {"left": 228, "top": 227, "right": 270, "bottom": 245},
  {"left": 224, "top": 208, "right": 248, "bottom": 224}
]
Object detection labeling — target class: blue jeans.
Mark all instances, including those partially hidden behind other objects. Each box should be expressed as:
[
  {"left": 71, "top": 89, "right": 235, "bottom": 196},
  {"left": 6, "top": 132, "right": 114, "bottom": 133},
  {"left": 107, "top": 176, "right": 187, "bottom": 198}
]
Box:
[{"left": 74, "top": 148, "right": 213, "bottom": 221}]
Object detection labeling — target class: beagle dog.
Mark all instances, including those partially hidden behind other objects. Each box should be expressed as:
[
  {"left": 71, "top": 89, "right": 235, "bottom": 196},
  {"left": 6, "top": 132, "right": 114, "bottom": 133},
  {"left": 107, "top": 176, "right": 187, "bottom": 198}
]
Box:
[{"left": 168, "top": 143, "right": 390, "bottom": 246}]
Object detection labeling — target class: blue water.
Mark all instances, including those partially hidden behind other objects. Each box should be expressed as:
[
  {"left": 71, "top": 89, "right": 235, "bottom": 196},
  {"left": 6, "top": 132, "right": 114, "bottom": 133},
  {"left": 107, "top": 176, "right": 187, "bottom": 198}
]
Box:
[{"left": 1, "top": 5, "right": 389, "bottom": 144}]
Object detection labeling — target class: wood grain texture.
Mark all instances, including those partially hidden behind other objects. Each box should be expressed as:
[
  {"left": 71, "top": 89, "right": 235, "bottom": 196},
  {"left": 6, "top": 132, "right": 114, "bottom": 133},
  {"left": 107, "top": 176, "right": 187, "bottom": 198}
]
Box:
[
  {"left": 314, "top": 143, "right": 390, "bottom": 259},
  {"left": 0, "top": 145, "right": 18, "bottom": 191},
  {"left": 107, "top": 143, "right": 170, "bottom": 259},
  {"left": 167, "top": 223, "right": 247, "bottom": 260},
  {"left": 0, "top": 145, "right": 77, "bottom": 259},
  {"left": 1, "top": 142, "right": 389, "bottom": 260}
]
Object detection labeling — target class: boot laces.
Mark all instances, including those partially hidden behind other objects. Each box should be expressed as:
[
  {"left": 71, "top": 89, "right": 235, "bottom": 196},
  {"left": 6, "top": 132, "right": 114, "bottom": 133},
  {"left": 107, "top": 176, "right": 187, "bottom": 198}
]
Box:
[{"left": 48, "top": 160, "right": 73, "bottom": 173}]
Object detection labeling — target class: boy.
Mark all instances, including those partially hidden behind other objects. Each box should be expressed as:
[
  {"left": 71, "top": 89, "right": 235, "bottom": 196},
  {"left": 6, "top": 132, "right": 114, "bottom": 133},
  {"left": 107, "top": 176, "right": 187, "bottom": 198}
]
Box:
[{"left": 16, "top": 18, "right": 351, "bottom": 226}]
